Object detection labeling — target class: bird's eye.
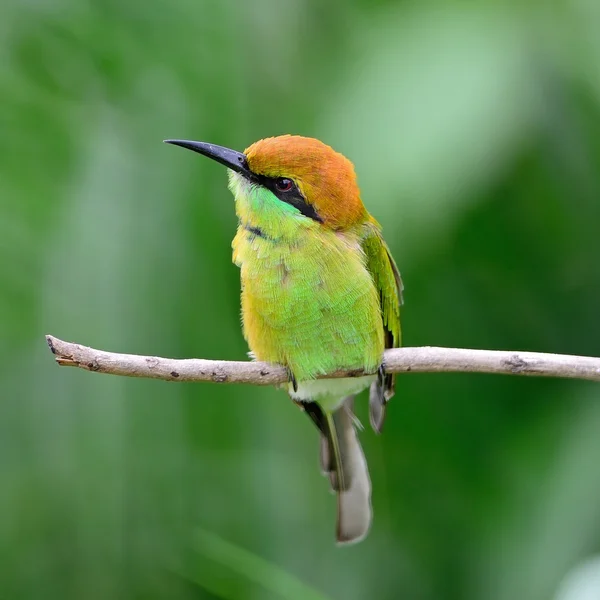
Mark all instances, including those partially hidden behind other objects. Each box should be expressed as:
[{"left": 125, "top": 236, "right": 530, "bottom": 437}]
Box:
[{"left": 275, "top": 178, "right": 294, "bottom": 193}]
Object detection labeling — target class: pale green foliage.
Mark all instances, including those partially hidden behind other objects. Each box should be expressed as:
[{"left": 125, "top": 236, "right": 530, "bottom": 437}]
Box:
[{"left": 1, "top": 0, "right": 600, "bottom": 599}]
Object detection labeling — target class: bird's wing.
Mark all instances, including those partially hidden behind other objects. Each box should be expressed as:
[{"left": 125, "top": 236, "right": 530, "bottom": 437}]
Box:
[{"left": 361, "top": 219, "right": 403, "bottom": 433}]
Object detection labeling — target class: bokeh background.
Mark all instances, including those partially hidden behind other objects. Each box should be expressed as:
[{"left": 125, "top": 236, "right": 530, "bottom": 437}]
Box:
[{"left": 2, "top": 0, "right": 600, "bottom": 598}]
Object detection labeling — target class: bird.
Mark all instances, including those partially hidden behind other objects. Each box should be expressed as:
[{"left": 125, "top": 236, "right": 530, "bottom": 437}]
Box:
[{"left": 165, "top": 135, "right": 402, "bottom": 544}]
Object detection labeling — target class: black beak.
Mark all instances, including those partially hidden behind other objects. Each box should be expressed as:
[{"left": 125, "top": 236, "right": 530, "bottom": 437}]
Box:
[{"left": 164, "top": 139, "right": 253, "bottom": 179}]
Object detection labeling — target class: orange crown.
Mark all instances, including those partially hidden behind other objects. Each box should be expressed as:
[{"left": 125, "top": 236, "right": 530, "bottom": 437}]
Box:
[{"left": 244, "top": 135, "right": 367, "bottom": 230}]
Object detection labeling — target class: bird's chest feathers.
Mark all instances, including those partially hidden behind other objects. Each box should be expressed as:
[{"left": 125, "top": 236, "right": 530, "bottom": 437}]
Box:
[
  {"left": 232, "top": 225, "right": 362, "bottom": 307},
  {"left": 231, "top": 223, "right": 383, "bottom": 380}
]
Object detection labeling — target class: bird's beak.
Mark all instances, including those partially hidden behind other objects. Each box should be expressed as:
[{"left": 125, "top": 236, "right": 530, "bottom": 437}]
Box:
[{"left": 164, "top": 139, "right": 253, "bottom": 179}]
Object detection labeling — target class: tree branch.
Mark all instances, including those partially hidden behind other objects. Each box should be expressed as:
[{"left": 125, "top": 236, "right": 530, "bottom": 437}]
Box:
[{"left": 45, "top": 335, "right": 600, "bottom": 385}]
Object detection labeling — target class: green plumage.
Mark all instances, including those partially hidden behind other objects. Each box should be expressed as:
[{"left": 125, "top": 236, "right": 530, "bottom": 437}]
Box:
[
  {"left": 230, "top": 170, "right": 402, "bottom": 544},
  {"left": 231, "top": 175, "right": 401, "bottom": 390}
]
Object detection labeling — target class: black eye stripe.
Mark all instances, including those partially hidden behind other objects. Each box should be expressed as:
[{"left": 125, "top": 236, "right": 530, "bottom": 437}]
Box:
[{"left": 257, "top": 175, "right": 323, "bottom": 223}]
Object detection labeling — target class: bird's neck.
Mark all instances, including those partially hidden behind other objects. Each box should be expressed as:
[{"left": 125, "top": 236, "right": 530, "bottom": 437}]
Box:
[{"left": 229, "top": 173, "right": 318, "bottom": 243}]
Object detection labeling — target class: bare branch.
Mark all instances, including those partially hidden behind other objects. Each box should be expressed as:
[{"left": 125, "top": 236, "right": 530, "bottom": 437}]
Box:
[{"left": 45, "top": 335, "right": 600, "bottom": 385}]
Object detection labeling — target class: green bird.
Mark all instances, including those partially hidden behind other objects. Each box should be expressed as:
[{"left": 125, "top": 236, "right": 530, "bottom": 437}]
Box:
[{"left": 166, "top": 135, "right": 402, "bottom": 544}]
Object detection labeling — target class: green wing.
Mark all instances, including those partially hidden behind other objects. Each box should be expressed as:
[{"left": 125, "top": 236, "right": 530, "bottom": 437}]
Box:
[{"left": 361, "top": 220, "right": 403, "bottom": 432}]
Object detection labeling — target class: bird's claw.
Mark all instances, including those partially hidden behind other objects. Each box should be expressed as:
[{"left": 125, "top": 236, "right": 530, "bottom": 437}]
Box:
[
  {"left": 377, "top": 364, "right": 386, "bottom": 389},
  {"left": 287, "top": 368, "right": 298, "bottom": 393}
]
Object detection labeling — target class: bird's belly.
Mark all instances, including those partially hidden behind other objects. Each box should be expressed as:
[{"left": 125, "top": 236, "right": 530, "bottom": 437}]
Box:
[
  {"left": 289, "top": 375, "right": 376, "bottom": 406},
  {"left": 234, "top": 229, "right": 384, "bottom": 387}
]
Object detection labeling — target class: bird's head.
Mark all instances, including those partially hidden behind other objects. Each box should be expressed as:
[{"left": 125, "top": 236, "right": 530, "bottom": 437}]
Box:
[{"left": 165, "top": 135, "right": 367, "bottom": 230}]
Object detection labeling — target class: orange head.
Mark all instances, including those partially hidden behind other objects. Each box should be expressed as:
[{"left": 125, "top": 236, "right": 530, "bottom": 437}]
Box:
[
  {"left": 244, "top": 135, "right": 366, "bottom": 229},
  {"left": 165, "top": 135, "right": 367, "bottom": 230}
]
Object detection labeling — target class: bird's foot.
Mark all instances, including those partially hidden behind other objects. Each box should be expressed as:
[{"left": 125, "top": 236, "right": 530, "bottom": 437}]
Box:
[
  {"left": 377, "top": 364, "right": 386, "bottom": 388},
  {"left": 287, "top": 368, "right": 298, "bottom": 393},
  {"left": 369, "top": 364, "right": 388, "bottom": 434}
]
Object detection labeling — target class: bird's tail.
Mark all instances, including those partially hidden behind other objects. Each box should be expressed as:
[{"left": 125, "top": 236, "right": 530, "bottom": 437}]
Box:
[{"left": 320, "top": 396, "right": 372, "bottom": 544}]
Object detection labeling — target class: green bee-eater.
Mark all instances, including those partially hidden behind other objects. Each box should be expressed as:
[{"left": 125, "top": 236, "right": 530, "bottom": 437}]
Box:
[{"left": 166, "top": 135, "right": 402, "bottom": 544}]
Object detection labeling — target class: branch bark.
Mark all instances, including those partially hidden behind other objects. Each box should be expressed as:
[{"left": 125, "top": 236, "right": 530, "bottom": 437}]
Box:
[{"left": 45, "top": 335, "right": 600, "bottom": 385}]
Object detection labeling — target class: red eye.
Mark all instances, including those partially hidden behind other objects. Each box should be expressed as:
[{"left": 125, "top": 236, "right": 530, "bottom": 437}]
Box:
[{"left": 275, "top": 177, "right": 294, "bottom": 192}]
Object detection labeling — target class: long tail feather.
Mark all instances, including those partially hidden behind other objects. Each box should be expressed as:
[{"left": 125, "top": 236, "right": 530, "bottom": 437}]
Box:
[
  {"left": 300, "top": 398, "right": 372, "bottom": 543},
  {"left": 324, "top": 397, "right": 372, "bottom": 544},
  {"left": 300, "top": 402, "right": 331, "bottom": 474}
]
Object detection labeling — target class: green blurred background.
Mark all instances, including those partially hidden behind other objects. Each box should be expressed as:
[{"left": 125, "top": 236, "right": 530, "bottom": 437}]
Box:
[{"left": 2, "top": 0, "right": 600, "bottom": 598}]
